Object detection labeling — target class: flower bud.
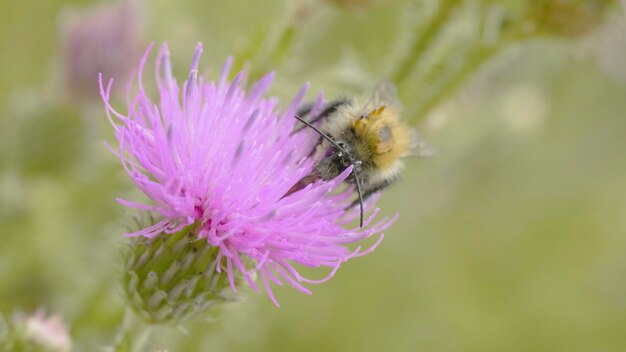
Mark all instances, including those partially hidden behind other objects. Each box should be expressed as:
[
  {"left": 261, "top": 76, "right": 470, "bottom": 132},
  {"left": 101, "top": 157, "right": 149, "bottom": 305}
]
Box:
[
  {"left": 123, "top": 224, "right": 243, "bottom": 325},
  {"left": 531, "top": 0, "right": 616, "bottom": 38}
]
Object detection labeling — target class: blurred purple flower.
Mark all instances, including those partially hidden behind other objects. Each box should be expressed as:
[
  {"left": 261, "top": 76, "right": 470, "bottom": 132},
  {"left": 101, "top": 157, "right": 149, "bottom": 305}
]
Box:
[
  {"left": 61, "top": 0, "right": 141, "bottom": 101},
  {"left": 100, "top": 43, "right": 395, "bottom": 305}
]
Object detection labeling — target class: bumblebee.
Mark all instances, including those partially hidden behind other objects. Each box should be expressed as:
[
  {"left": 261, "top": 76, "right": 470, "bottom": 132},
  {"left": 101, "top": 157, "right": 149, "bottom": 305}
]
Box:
[{"left": 288, "top": 82, "right": 433, "bottom": 226}]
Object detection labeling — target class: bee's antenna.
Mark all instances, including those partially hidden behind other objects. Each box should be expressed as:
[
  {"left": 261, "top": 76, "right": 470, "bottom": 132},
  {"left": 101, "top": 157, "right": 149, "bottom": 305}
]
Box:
[
  {"left": 294, "top": 114, "right": 343, "bottom": 151},
  {"left": 352, "top": 163, "right": 365, "bottom": 228},
  {"left": 294, "top": 114, "right": 365, "bottom": 227}
]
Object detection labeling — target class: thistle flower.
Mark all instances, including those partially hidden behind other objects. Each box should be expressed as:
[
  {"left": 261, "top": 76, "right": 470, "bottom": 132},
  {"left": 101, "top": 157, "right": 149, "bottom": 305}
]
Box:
[
  {"left": 1, "top": 310, "right": 72, "bottom": 352},
  {"left": 100, "top": 42, "right": 395, "bottom": 306},
  {"left": 20, "top": 310, "right": 71, "bottom": 352},
  {"left": 60, "top": 0, "right": 141, "bottom": 101}
]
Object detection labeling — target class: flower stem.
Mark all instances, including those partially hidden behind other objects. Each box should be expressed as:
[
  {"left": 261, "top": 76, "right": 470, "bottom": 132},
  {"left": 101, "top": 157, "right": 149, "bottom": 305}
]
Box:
[
  {"left": 408, "top": 43, "right": 501, "bottom": 125},
  {"left": 234, "top": 0, "right": 315, "bottom": 83},
  {"left": 408, "top": 21, "right": 532, "bottom": 125},
  {"left": 131, "top": 325, "right": 154, "bottom": 352},
  {"left": 392, "top": 0, "right": 462, "bottom": 86},
  {"left": 248, "top": 22, "right": 297, "bottom": 81},
  {"left": 269, "top": 24, "right": 297, "bottom": 69},
  {"left": 114, "top": 308, "right": 154, "bottom": 352}
]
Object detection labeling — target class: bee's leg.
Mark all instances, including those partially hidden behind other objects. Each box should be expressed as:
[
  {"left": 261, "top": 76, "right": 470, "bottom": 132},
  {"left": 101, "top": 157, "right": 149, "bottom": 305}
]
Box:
[
  {"left": 293, "top": 99, "right": 349, "bottom": 134},
  {"left": 296, "top": 102, "right": 315, "bottom": 119},
  {"left": 308, "top": 99, "right": 349, "bottom": 125},
  {"left": 348, "top": 176, "right": 398, "bottom": 210},
  {"left": 291, "top": 100, "right": 349, "bottom": 159},
  {"left": 291, "top": 103, "right": 316, "bottom": 135}
]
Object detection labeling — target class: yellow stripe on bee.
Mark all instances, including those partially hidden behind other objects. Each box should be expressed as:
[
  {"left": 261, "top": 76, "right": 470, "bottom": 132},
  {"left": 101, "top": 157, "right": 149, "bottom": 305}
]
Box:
[{"left": 351, "top": 106, "right": 413, "bottom": 169}]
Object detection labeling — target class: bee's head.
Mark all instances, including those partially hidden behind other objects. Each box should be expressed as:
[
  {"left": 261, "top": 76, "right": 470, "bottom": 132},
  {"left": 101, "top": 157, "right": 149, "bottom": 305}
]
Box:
[
  {"left": 294, "top": 113, "right": 366, "bottom": 227},
  {"left": 331, "top": 140, "right": 363, "bottom": 173}
]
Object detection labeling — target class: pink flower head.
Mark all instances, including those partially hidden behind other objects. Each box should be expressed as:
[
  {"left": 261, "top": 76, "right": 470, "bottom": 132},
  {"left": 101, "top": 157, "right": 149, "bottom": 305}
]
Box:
[
  {"left": 100, "top": 42, "right": 396, "bottom": 305},
  {"left": 21, "top": 309, "right": 72, "bottom": 352},
  {"left": 61, "top": 0, "right": 141, "bottom": 101}
]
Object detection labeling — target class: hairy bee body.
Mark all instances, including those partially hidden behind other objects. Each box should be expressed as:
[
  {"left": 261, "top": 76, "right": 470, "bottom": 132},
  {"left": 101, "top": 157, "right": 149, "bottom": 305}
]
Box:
[{"left": 290, "top": 82, "right": 431, "bottom": 203}]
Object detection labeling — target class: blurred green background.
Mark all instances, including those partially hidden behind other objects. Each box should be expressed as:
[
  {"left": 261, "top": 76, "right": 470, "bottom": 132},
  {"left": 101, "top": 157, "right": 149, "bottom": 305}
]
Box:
[{"left": 1, "top": 0, "right": 626, "bottom": 351}]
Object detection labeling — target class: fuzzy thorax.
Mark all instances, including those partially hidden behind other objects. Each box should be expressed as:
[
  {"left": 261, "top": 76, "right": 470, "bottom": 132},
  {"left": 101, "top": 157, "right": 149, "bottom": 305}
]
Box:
[{"left": 352, "top": 105, "right": 415, "bottom": 170}]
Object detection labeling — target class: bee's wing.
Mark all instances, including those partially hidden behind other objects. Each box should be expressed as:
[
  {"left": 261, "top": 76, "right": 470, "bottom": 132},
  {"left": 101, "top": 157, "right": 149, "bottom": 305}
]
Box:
[
  {"left": 409, "top": 130, "right": 436, "bottom": 158},
  {"left": 370, "top": 80, "right": 402, "bottom": 110},
  {"left": 415, "top": 139, "right": 436, "bottom": 158}
]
